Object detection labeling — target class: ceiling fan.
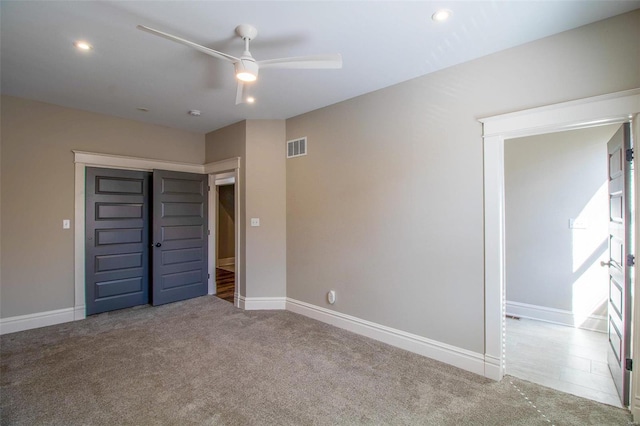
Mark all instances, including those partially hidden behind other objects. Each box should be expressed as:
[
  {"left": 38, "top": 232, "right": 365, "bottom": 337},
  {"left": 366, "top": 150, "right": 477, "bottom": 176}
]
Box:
[{"left": 137, "top": 24, "right": 343, "bottom": 105}]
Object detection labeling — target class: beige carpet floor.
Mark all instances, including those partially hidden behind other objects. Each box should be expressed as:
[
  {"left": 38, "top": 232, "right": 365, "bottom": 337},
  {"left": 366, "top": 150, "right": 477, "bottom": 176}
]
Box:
[{"left": 0, "top": 296, "right": 633, "bottom": 425}]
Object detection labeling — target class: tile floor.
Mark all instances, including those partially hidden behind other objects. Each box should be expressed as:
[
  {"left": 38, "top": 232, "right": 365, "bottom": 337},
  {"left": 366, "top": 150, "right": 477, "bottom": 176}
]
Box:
[{"left": 505, "top": 317, "right": 622, "bottom": 408}]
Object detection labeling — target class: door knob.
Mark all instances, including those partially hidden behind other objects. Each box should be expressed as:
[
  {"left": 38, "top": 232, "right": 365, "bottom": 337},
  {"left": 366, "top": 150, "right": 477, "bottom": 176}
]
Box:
[
  {"left": 600, "top": 260, "right": 611, "bottom": 267},
  {"left": 155, "top": 242, "right": 162, "bottom": 248}
]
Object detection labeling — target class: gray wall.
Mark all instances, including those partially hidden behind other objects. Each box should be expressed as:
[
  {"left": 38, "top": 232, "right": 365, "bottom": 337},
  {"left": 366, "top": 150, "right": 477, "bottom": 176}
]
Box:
[
  {"left": 505, "top": 125, "right": 618, "bottom": 317},
  {"left": 285, "top": 10, "right": 640, "bottom": 353},
  {"left": 0, "top": 95, "right": 205, "bottom": 318},
  {"left": 0, "top": 111, "right": 3, "bottom": 313},
  {"left": 217, "top": 184, "right": 235, "bottom": 261},
  {"left": 205, "top": 120, "right": 286, "bottom": 299},
  {"left": 245, "top": 120, "right": 287, "bottom": 298}
]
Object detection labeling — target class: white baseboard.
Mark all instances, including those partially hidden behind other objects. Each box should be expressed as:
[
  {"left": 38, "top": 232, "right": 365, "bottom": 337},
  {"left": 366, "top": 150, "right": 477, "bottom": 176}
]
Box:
[
  {"left": 484, "top": 354, "right": 502, "bottom": 381},
  {"left": 506, "top": 300, "right": 607, "bottom": 333},
  {"left": 238, "top": 296, "right": 286, "bottom": 310},
  {"left": 285, "top": 298, "right": 486, "bottom": 377},
  {"left": 74, "top": 305, "right": 86, "bottom": 321},
  {"left": 217, "top": 257, "right": 235, "bottom": 267},
  {"left": 0, "top": 307, "right": 76, "bottom": 335}
]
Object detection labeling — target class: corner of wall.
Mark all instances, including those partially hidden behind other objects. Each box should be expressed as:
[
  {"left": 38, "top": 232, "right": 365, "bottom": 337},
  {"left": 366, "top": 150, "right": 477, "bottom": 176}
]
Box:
[{"left": 244, "top": 119, "right": 287, "bottom": 299}]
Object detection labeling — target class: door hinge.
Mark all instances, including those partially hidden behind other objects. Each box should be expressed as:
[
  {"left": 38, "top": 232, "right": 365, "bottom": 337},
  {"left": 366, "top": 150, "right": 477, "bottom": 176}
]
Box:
[
  {"left": 208, "top": 273, "right": 210, "bottom": 279},
  {"left": 208, "top": 230, "right": 211, "bottom": 236},
  {"left": 627, "top": 254, "right": 636, "bottom": 267},
  {"left": 626, "top": 358, "right": 633, "bottom": 371},
  {"left": 626, "top": 148, "right": 634, "bottom": 162}
]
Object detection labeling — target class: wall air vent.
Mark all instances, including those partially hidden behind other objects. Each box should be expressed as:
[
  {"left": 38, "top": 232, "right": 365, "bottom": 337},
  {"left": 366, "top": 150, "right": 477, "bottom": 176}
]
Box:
[{"left": 287, "top": 137, "right": 307, "bottom": 159}]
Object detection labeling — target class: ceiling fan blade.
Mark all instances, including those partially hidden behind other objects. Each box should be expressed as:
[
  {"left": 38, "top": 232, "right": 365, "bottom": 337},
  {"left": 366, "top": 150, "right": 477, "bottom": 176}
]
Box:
[
  {"left": 137, "top": 25, "right": 238, "bottom": 63},
  {"left": 257, "top": 54, "right": 342, "bottom": 69},
  {"left": 235, "top": 82, "right": 245, "bottom": 105}
]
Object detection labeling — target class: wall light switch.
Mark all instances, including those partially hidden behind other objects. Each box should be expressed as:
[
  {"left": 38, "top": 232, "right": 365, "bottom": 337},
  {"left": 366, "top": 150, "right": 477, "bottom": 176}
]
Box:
[
  {"left": 569, "top": 218, "right": 587, "bottom": 229},
  {"left": 250, "top": 218, "right": 260, "bottom": 227},
  {"left": 63, "top": 219, "right": 71, "bottom": 229}
]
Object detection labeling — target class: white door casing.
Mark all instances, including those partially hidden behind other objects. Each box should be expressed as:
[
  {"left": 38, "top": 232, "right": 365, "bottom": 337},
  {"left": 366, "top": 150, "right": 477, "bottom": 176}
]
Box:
[{"left": 480, "top": 88, "right": 640, "bottom": 412}]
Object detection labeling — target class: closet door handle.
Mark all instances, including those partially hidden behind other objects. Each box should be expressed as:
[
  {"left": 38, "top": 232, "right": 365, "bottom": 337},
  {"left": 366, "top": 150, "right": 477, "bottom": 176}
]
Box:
[{"left": 155, "top": 242, "right": 162, "bottom": 248}]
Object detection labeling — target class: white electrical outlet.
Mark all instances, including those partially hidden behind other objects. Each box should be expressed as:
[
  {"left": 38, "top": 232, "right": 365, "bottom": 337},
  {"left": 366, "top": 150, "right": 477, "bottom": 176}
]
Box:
[
  {"left": 251, "top": 218, "right": 260, "bottom": 227},
  {"left": 63, "top": 219, "right": 71, "bottom": 229},
  {"left": 327, "top": 290, "right": 336, "bottom": 304}
]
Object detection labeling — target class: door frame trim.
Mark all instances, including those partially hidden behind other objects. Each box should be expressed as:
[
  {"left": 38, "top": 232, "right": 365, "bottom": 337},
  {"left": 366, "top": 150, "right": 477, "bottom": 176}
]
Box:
[
  {"left": 209, "top": 175, "right": 217, "bottom": 296},
  {"left": 479, "top": 88, "right": 640, "bottom": 408},
  {"left": 73, "top": 151, "right": 241, "bottom": 318},
  {"left": 209, "top": 174, "right": 238, "bottom": 306}
]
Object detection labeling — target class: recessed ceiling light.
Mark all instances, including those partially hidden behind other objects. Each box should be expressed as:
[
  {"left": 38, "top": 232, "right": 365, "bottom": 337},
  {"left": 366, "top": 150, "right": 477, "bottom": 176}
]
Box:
[
  {"left": 246, "top": 97, "right": 255, "bottom": 104},
  {"left": 431, "top": 9, "right": 452, "bottom": 22},
  {"left": 188, "top": 110, "right": 202, "bottom": 116},
  {"left": 136, "top": 107, "right": 149, "bottom": 112},
  {"left": 74, "top": 40, "right": 93, "bottom": 51}
]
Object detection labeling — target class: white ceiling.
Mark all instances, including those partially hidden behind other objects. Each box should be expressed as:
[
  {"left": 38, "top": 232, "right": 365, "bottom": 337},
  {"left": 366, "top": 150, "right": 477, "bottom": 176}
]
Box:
[{"left": 2, "top": 1, "right": 639, "bottom": 134}]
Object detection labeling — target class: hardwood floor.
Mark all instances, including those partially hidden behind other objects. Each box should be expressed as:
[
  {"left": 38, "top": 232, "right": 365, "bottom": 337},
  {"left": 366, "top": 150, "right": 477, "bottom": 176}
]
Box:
[
  {"left": 215, "top": 268, "right": 235, "bottom": 303},
  {"left": 506, "top": 317, "right": 622, "bottom": 408}
]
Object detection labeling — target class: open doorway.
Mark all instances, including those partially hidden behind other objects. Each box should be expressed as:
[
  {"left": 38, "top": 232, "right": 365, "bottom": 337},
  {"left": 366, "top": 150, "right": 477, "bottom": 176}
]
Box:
[
  {"left": 480, "top": 89, "right": 640, "bottom": 415},
  {"left": 216, "top": 182, "right": 235, "bottom": 302},
  {"left": 504, "top": 124, "right": 623, "bottom": 407},
  {"left": 212, "top": 172, "right": 236, "bottom": 304}
]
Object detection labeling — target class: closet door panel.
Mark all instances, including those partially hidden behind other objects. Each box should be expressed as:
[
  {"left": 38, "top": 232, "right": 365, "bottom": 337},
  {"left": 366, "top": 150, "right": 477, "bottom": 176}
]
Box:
[
  {"left": 86, "top": 167, "right": 150, "bottom": 315},
  {"left": 152, "top": 170, "right": 208, "bottom": 305}
]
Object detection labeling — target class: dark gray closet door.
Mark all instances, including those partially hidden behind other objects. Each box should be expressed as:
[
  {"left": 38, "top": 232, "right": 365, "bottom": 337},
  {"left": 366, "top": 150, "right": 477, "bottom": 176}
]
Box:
[
  {"left": 606, "top": 123, "right": 632, "bottom": 406},
  {"left": 86, "top": 167, "right": 150, "bottom": 315},
  {"left": 152, "top": 170, "right": 208, "bottom": 305}
]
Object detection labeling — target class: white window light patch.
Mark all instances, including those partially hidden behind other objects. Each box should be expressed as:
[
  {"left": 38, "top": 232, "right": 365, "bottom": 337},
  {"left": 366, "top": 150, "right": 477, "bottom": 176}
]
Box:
[{"left": 287, "top": 137, "right": 307, "bottom": 158}]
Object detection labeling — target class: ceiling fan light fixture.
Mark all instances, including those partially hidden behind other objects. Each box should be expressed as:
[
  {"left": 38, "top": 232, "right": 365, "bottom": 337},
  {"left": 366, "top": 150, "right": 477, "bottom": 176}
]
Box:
[
  {"left": 235, "top": 60, "right": 258, "bottom": 82},
  {"left": 236, "top": 72, "right": 257, "bottom": 82}
]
